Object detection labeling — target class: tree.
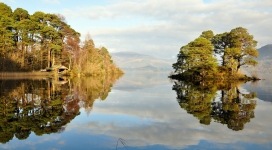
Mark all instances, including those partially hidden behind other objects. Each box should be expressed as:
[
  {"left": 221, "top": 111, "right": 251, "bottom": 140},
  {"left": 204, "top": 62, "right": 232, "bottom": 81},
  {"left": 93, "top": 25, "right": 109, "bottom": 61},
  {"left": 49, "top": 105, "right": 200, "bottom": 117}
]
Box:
[
  {"left": 228, "top": 27, "right": 259, "bottom": 72},
  {"left": 172, "top": 50, "right": 187, "bottom": 73},
  {"left": 0, "top": 2, "right": 12, "bottom": 17},
  {"left": 30, "top": 11, "right": 47, "bottom": 69},
  {"left": 173, "top": 37, "right": 217, "bottom": 79},
  {"left": 224, "top": 48, "right": 240, "bottom": 74},
  {"left": 212, "top": 32, "right": 230, "bottom": 66},
  {"left": 0, "top": 15, "right": 14, "bottom": 70},
  {"left": 13, "top": 8, "right": 29, "bottom": 21},
  {"left": 14, "top": 19, "right": 33, "bottom": 68},
  {"left": 200, "top": 30, "right": 214, "bottom": 41},
  {"left": 13, "top": 8, "right": 30, "bottom": 68},
  {"left": 0, "top": 2, "right": 122, "bottom": 74},
  {"left": 212, "top": 27, "right": 258, "bottom": 72},
  {"left": 41, "top": 24, "right": 61, "bottom": 68},
  {"left": 172, "top": 27, "right": 259, "bottom": 80},
  {"left": 62, "top": 23, "right": 80, "bottom": 70}
]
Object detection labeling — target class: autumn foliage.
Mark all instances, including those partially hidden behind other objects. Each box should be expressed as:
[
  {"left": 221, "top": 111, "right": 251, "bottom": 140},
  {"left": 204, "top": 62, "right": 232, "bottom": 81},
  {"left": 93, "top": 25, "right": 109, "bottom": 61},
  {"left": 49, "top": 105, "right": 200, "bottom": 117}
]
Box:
[{"left": 0, "top": 2, "right": 123, "bottom": 76}]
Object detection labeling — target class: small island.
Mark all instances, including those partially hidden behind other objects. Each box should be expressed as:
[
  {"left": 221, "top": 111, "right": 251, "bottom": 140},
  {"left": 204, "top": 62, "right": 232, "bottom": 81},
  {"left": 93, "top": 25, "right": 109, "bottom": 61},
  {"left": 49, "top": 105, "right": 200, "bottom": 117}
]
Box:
[
  {"left": 170, "top": 27, "right": 259, "bottom": 81},
  {"left": 0, "top": 2, "right": 123, "bottom": 77}
]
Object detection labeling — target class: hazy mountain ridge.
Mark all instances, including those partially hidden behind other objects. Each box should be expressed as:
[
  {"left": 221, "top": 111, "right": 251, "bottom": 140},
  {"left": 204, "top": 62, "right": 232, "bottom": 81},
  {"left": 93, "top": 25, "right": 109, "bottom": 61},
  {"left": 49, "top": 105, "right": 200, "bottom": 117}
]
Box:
[
  {"left": 256, "top": 44, "right": 272, "bottom": 60},
  {"left": 111, "top": 51, "right": 173, "bottom": 70},
  {"left": 113, "top": 71, "right": 170, "bottom": 91},
  {"left": 242, "top": 44, "right": 272, "bottom": 74},
  {"left": 111, "top": 45, "right": 272, "bottom": 72},
  {"left": 250, "top": 44, "right": 272, "bottom": 73}
]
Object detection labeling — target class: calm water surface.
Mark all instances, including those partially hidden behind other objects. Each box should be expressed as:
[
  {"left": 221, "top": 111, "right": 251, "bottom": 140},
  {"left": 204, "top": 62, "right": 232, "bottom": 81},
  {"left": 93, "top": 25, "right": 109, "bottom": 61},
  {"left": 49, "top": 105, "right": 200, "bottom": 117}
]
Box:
[{"left": 0, "top": 71, "right": 272, "bottom": 150}]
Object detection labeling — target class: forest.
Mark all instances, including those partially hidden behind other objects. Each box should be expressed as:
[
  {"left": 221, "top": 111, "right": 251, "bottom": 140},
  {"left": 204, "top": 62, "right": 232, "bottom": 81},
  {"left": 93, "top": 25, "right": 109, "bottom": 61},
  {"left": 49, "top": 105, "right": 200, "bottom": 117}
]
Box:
[
  {"left": 0, "top": 2, "right": 123, "bottom": 76},
  {"left": 171, "top": 27, "right": 259, "bottom": 80}
]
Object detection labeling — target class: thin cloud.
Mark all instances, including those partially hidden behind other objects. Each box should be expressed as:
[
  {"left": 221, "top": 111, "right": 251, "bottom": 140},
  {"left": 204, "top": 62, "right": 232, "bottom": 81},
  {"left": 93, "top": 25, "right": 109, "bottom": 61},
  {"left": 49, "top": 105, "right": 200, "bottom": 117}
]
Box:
[
  {"left": 64, "top": 92, "right": 272, "bottom": 149},
  {"left": 42, "top": 0, "right": 60, "bottom": 4},
  {"left": 61, "top": 0, "right": 272, "bottom": 59}
]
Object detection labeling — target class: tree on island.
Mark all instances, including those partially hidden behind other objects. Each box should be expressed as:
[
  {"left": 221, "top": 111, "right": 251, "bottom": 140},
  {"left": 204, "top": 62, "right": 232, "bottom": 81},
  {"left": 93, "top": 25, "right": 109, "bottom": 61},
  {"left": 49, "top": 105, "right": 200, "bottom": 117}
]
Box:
[
  {"left": 173, "top": 37, "right": 217, "bottom": 79},
  {"left": 172, "top": 27, "right": 259, "bottom": 80}
]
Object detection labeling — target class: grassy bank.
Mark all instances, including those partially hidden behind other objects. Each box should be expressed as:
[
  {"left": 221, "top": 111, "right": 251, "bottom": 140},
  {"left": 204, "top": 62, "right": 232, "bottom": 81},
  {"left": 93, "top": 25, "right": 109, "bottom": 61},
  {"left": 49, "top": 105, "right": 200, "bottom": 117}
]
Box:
[
  {"left": 169, "top": 71, "right": 261, "bottom": 81},
  {"left": 0, "top": 72, "right": 54, "bottom": 79}
]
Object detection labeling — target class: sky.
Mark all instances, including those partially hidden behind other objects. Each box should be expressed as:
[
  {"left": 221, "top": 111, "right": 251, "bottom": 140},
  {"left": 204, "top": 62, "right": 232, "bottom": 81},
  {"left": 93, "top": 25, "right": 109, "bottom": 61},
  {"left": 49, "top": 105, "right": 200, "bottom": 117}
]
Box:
[{"left": 1, "top": 0, "right": 272, "bottom": 59}]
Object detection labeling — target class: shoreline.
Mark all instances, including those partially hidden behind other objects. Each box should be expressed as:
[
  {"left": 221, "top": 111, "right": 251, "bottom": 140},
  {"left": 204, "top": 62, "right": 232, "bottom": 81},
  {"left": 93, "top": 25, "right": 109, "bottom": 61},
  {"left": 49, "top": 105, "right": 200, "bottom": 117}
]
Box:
[
  {"left": 0, "top": 72, "right": 54, "bottom": 79},
  {"left": 169, "top": 74, "right": 261, "bottom": 81}
]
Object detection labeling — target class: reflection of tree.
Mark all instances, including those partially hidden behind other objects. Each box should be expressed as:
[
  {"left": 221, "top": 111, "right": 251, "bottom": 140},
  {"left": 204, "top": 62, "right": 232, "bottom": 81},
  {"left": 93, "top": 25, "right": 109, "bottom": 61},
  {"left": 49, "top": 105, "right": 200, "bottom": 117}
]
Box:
[
  {"left": 0, "top": 73, "right": 119, "bottom": 143},
  {"left": 173, "top": 81, "right": 217, "bottom": 125},
  {"left": 0, "top": 73, "right": 122, "bottom": 143},
  {"left": 72, "top": 74, "right": 123, "bottom": 115},
  {"left": 0, "top": 79, "right": 80, "bottom": 143},
  {"left": 211, "top": 84, "right": 257, "bottom": 131},
  {"left": 173, "top": 80, "right": 257, "bottom": 130}
]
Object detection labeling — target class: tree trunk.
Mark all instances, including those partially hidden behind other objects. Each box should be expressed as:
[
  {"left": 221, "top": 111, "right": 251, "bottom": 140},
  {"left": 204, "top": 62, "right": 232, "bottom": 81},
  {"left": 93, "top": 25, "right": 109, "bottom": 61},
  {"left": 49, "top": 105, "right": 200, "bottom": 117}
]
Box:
[
  {"left": 47, "top": 47, "right": 51, "bottom": 68},
  {"left": 221, "top": 90, "right": 225, "bottom": 102},
  {"left": 52, "top": 52, "right": 55, "bottom": 67},
  {"left": 222, "top": 53, "right": 225, "bottom": 66},
  {"left": 237, "top": 64, "right": 241, "bottom": 73},
  {"left": 68, "top": 56, "right": 71, "bottom": 70},
  {"left": 22, "top": 43, "right": 25, "bottom": 69},
  {"left": 236, "top": 58, "right": 242, "bottom": 73}
]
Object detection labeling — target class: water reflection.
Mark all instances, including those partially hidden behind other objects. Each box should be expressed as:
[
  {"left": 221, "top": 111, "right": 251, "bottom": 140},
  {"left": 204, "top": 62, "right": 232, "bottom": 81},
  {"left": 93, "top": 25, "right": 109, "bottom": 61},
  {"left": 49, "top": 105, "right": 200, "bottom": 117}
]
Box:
[
  {"left": 0, "top": 74, "right": 122, "bottom": 144},
  {"left": 1, "top": 72, "right": 272, "bottom": 149},
  {"left": 172, "top": 80, "right": 257, "bottom": 131}
]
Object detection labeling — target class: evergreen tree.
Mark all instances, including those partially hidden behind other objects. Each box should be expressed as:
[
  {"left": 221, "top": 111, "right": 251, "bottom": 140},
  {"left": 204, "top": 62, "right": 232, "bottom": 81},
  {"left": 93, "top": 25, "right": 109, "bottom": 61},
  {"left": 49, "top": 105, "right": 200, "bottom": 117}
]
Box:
[
  {"left": 172, "top": 27, "right": 259, "bottom": 80},
  {"left": 0, "top": 2, "right": 122, "bottom": 75},
  {"left": 228, "top": 27, "right": 259, "bottom": 72},
  {"left": 173, "top": 37, "right": 217, "bottom": 79}
]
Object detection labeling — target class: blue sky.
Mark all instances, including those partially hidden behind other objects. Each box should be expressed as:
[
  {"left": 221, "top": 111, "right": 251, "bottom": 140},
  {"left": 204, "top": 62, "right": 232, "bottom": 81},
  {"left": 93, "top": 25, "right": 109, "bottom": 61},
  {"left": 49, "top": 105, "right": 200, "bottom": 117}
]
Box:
[{"left": 1, "top": 0, "right": 272, "bottom": 59}]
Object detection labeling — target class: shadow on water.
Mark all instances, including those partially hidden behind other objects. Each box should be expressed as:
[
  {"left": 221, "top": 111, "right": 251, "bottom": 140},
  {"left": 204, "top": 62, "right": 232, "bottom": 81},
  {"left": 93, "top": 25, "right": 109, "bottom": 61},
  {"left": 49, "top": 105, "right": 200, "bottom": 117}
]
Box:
[
  {"left": 172, "top": 80, "right": 257, "bottom": 131},
  {"left": 0, "top": 74, "right": 122, "bottom": 143}
]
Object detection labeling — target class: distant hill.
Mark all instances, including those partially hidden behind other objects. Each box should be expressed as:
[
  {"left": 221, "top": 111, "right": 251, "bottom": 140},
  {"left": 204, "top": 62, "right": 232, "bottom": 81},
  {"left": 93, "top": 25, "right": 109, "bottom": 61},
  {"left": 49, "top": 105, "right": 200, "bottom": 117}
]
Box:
[
  {"left": 256, "top": 44, "right": 272, "bottom": 72},
  {"left": 257, "top": 44, "right": 272, "bottom": 60},
  {"left": 244, "top": 44, "right": 272, "bottom": 73},
  {"left": 110, "top": 51, "right": 173, "bottom": 71},
  {"left": 113, "top": 71, "right": 170, "bottom": 91}
]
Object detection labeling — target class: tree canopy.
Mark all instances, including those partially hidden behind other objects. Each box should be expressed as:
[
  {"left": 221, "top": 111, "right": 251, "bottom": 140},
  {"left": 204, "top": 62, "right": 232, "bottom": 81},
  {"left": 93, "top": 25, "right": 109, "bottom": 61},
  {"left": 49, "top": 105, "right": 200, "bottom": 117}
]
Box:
[
  {"left": 0, "top": 2, "right": 123, "bottom": 76},
  {"left": 172, "top": 27, "right": 259, "bottom": 80},
  {"left": 173, "top": 37, "right": 217, "bottom": 79}
]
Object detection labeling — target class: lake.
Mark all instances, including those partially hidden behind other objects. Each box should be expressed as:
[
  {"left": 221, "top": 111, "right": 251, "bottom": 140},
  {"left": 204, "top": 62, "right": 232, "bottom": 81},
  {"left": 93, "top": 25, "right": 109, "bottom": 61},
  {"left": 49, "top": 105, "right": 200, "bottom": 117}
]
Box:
[{"left": 0, "top": 71, "right": 272, "bottom": 150}]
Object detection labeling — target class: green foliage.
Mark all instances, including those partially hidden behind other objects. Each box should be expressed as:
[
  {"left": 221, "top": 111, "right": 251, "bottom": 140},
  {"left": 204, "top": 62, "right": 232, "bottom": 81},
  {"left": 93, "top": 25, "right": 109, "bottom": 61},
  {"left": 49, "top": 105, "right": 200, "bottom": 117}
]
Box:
[
  {"left": 200, "top": 30, "right": 214, "bottom": 41},
  {"left": 0, "top": 2, "right": 12, "bottom": 17},
  {"left": 0, "top": 3, "right": 122, "bottom": 74},
  {"left": 13, "top": 8, "right": 29, "bottom": 21},
  {"left": 228, "top": 27, "right": 258, "bottom": 71},
  {"left": 0, "top": 15, "right": 14, "bottom": 53},
  {"left": 173, "top": 37, "right": 217, "bottom": 79},
  {"left": 30, "top": 11, "right": 45, "bottom": 23},
  {"left": 172, "top": 27, "right": 259, "bottom": 80},
  {"left": 0, "top": 3, "right": 81, "bottom": 71}
]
